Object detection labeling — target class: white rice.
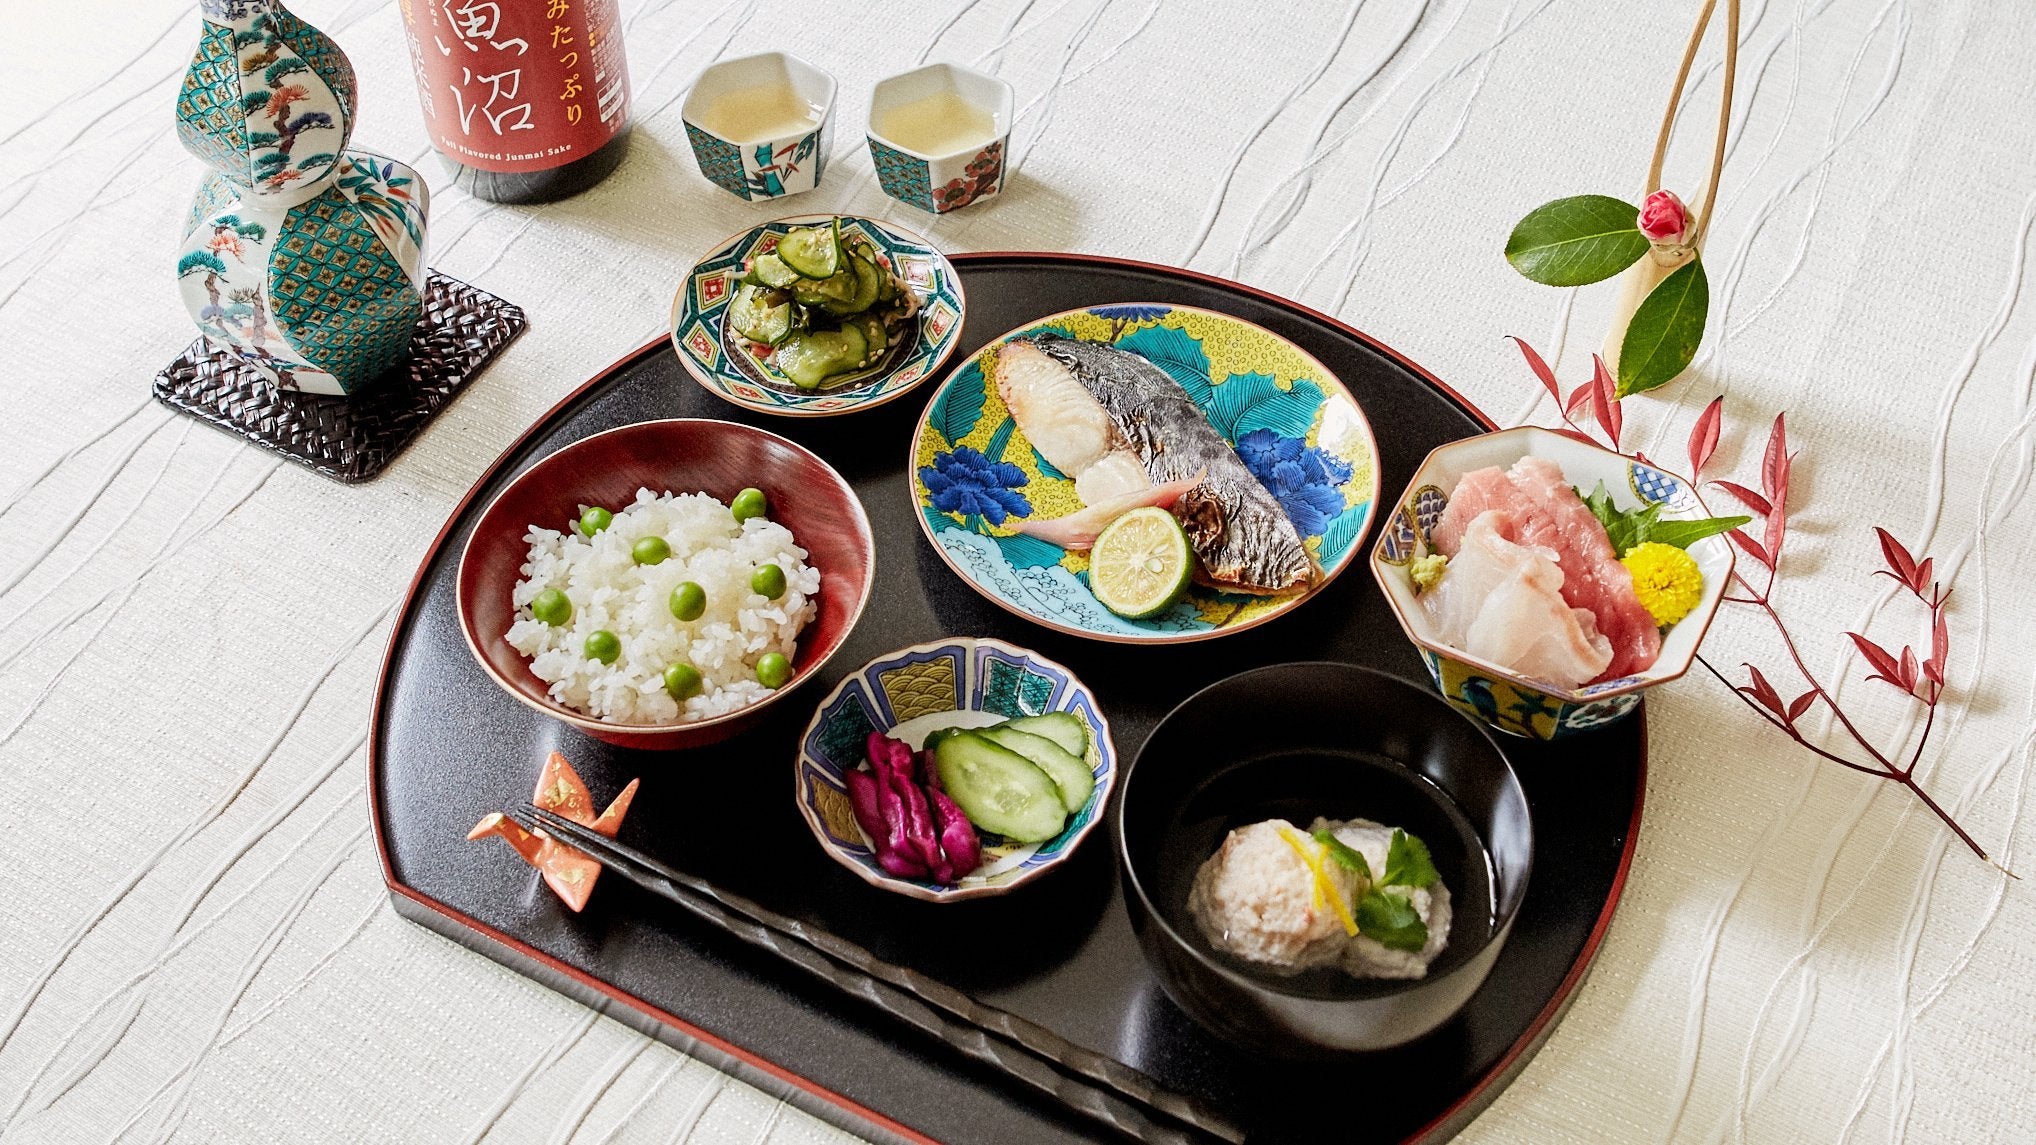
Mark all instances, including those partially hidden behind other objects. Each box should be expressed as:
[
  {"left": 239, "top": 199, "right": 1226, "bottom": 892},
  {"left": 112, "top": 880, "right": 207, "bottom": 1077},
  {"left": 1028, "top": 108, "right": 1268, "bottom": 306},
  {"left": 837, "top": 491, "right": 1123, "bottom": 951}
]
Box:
[{"left": 505, "top": 487, "right": 821, "bottom": 724}]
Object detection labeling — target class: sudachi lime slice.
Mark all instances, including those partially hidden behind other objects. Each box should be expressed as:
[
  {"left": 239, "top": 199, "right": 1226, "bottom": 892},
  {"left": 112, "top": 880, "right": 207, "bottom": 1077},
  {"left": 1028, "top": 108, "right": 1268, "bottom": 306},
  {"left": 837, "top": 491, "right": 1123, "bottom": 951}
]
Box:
[{"left": 1089, "top": 506, "right": 1193, "bottom": 619}]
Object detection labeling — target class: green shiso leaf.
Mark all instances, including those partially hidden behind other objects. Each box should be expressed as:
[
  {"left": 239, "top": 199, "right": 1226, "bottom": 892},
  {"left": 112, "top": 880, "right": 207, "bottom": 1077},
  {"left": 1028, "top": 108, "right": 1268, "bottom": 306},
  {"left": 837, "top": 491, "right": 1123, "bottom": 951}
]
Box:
[
  {"left": 1578, "top": 481, "right": 1749, "bottom": 556},
  {"left": 1640, "top": 515, "right": 1752, "bottom": 549},
  {"left": 1504, "top": 195, "right": 1650, "bottom": 287},
  {"left": 1617, "top": 256, "right": 1710, "bottom": 397},
  {"left": 1312, "top": 829, "right": 1373, "bottom": 882},
  {"left": 1356, "top": 888, "right": 1428, "bottom": 952},
  {"left": 1381, "top": 828, "right": 1439, "bottom": 890}
]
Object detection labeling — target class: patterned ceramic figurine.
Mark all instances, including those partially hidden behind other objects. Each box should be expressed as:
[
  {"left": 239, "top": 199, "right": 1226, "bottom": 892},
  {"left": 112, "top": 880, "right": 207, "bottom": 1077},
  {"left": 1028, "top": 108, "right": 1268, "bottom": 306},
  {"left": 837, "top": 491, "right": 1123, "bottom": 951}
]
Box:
[{"left": 174, "top": 0, "right": 429, "bottom": 395}]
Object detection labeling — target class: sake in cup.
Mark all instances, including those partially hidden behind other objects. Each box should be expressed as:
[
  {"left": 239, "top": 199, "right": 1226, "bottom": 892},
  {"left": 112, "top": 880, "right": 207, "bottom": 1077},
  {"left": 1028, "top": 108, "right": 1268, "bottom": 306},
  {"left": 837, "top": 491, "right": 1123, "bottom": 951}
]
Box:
[
  {"left": 682, "top": 52, "right": 835, "bottom": 200},
  {"left": 866, "top": 63, "right": 1013, "bottom": 214}
]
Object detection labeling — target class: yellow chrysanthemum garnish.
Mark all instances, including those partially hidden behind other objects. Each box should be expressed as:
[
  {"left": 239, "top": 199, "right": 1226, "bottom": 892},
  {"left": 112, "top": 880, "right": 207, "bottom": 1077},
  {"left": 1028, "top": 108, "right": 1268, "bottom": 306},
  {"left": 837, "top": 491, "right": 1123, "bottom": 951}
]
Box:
[{"left": 1621, "top": 542, "right": 1704, "bottom": 626}]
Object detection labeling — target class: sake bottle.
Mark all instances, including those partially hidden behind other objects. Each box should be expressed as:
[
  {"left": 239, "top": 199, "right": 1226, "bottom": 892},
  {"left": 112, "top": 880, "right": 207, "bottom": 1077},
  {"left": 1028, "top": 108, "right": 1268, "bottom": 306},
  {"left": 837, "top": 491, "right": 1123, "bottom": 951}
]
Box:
[
  {"left": 395, "top": 0, "right": 633, "bottom": 203},
  {"left": 174, "top": 0, "right": 431, "bottom": 395}
]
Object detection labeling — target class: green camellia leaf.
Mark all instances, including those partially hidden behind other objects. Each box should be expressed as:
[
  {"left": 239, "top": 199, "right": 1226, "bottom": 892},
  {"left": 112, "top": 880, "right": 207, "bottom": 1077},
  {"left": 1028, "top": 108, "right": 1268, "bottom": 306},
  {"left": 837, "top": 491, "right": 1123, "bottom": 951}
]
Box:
[
  {"left": 1356, "top": 888, "right": 1428, "bottom": 952},
  {"left": 1381, "top": 828, "right": 1439, "bottom": 889},
  {"left": 1312, "top": 829, "right": 1373, "bottom": 882},
  {"left": 1618, "top": 256, "right": 1710, "bottom": 396},
  {"left": 1505, "top": 195, "right": 1651, "bottom": 286}
]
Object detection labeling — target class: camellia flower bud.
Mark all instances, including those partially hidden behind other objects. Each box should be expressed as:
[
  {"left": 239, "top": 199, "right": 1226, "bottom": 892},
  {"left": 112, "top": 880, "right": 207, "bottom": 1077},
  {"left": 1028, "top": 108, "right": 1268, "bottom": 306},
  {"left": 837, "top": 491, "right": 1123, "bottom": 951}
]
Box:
[{"left": 1638, "top": 189, "right": 1690, "bottom": 245}]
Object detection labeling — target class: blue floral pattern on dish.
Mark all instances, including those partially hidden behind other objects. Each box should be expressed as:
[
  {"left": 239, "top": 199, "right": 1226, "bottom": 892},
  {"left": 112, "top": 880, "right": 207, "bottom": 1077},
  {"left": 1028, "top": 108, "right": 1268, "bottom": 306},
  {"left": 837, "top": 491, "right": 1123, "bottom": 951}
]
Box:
[
  {"left": 920, "top": 447, "right": 1032, "bottom": 525},
  {"left": 1234, "top": 428, "right": 1355, "bottom": 536}
]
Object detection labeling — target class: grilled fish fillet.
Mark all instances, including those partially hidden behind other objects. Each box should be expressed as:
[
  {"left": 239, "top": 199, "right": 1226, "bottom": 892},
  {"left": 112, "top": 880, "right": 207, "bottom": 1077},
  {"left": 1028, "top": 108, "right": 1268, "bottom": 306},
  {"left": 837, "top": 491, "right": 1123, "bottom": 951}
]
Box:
[{"left": 995, "top": 335, "right": 1318, "bottom": 594}]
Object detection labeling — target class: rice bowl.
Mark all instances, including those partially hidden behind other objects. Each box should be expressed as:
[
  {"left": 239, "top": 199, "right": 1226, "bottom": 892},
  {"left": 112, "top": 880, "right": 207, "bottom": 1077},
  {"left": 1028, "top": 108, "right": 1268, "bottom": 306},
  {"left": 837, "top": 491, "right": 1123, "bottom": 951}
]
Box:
[{"left": 505, "top": 488, "right": 820, "bottom": 725}]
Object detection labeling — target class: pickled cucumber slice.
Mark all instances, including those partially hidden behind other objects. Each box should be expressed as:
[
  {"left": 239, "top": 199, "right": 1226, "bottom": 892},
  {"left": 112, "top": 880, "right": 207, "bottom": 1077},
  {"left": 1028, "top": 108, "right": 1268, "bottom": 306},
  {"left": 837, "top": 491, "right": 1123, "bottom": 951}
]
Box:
[
  {"left": 975, "top": 725, "right": 1095, "bottom": 815},
  {"left": 1004, "top": 712, "right": 1090, "bottom": 759},
  {"left": 745, "top": 252, "right": 800, "bottom": 288},
  {"left": 849, "top": 314, "right": 888, "bottom": 363},
  {"left": 726, "top": 284, "right": 793, "bottom": 345},
  {"left": 791, "top": 270, "right": 861, "bottom": 315},
  {"left": 847, "top": 256, "right": 883, "bottom": 312},
  {"left": 777, "top": 223, "right": 841, "bottom": 278},
  {"left": 933, "top": 732, "right": 1068, "bottom": 843},
  {"left": 774, "top": 325, "right": 868, "bottom": 389}
]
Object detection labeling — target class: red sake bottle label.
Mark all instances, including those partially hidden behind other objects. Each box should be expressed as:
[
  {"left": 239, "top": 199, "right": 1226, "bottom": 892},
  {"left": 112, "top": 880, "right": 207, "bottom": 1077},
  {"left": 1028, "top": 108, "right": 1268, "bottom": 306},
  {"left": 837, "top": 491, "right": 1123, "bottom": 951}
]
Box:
[{"left": 398, "top": 0, "right": 629, "bottom": 173}]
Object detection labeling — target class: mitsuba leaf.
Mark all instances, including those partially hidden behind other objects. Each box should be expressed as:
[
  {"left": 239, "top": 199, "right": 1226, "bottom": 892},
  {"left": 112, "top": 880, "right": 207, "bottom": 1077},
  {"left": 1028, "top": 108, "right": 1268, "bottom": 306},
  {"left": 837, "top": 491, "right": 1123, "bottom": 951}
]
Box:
[
  {"left": 1312, "top": 829, "right": 1373, "bottom": 882},
  {"left": 1505, "top": 195, "right": 1651, "bottom": 286},
  {"left": 1381, "top": 828, "right": 1438, "bottom": 889},
  {"left": 1356, "top": 888, "right": 1428, "bottom": 952},
  {"left": 1618, "top": 257, "right": 1710, "bottom": 397}
]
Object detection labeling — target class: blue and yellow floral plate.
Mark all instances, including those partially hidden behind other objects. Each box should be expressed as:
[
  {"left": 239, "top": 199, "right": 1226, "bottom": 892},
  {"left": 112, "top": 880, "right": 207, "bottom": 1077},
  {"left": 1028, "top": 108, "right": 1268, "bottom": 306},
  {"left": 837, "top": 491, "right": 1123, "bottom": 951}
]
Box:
[
  {"left": 796, "top": 638, "right": 1116, "bottom": 903},
  {"left": 670, "top": 214, "right": 966, "bottom": 417},
  {"left": 909, "top": 304, "right": 1380, "bottom": 643}
]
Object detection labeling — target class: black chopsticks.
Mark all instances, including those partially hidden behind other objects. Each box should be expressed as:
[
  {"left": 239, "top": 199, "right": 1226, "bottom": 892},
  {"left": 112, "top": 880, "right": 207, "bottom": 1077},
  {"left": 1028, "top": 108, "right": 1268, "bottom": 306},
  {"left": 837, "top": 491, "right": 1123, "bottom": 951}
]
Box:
[{"left": 509, "top": 803, "right": 1241, "bottom": 1145}]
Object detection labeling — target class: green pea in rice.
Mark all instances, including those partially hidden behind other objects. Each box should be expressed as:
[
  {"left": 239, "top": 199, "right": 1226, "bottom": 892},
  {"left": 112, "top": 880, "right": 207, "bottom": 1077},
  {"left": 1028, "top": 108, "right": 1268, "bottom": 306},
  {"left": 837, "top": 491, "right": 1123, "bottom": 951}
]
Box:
[{"left": 506, "top": 488, "right": 820, "bottom": 724}]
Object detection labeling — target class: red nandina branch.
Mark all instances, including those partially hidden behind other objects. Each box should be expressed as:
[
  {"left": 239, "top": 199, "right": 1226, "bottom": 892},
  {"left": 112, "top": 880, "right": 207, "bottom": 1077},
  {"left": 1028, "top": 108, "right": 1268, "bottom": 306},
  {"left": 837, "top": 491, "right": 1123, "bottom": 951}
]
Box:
[
  {"left": 1506, "top": 348, "right": 2001, "bottom": 868},
  {"left": 1728, "top": 569, "right": 1898, "bottom": 772}
]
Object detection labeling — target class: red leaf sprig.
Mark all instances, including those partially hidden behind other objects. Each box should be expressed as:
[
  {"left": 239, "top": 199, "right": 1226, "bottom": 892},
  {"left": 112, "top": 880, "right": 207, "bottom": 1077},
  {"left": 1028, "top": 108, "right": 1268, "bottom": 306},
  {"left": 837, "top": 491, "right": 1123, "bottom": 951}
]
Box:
[
  {"left": 1502, "top": 346, "right": 2002, "bottom": 869},
  {"left": 1511, "top": 337, "right": 1625, "bottom": 452}
]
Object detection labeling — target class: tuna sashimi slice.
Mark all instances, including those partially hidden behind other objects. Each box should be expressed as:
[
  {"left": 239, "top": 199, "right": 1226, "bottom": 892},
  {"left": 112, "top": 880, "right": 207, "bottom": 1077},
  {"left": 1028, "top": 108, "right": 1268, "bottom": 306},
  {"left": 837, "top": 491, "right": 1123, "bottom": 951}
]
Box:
[
  {"left": 1420, "top": 511, "right": 1613, "bottom": 689},
  {"left": 1430, "top": 458, "right": 1661, "bottom": 679},
  {"left": 1428, "top": 466, "right": 1516, "bottom": 556}
]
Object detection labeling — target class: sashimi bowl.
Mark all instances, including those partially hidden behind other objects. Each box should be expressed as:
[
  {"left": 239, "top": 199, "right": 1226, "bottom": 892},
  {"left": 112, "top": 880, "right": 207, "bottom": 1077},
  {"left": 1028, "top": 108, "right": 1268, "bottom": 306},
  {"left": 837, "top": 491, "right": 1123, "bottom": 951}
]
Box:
[
  {"left": 1369, "top": 426, "right": 1734, "bottom": 739},
  {"left": 796, "top": 638, "right": 1117, "bottom": 903}
]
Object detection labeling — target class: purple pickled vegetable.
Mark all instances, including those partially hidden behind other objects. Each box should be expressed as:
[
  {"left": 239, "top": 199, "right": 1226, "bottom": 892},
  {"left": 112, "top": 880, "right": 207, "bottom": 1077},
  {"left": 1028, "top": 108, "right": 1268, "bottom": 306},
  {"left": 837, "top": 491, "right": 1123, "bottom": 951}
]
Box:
[
  {"left": 876, "top": 846, "right": 928, "bottom": 879},
  {"left": 870, "top": 734, "right": 946, "bottom": 881},
  {"left": 927, "top": 785, "right": 981, "bottom": 877},
  {"left": 842, "top": 768, "right": 888, "bottom": 847},
  {"left": 869, "top": 755, "right": 918, "bottom": 873},
  {"left": 896, "top": 780, "right": 946, "bottom": 877}
]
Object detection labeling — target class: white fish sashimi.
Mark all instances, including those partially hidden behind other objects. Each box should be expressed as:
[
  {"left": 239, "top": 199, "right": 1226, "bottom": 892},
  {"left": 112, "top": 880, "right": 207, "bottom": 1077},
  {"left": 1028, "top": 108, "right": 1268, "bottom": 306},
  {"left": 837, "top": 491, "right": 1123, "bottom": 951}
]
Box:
[{"left": 1420, "top": 510, "right": 1612, "bottom": 689}]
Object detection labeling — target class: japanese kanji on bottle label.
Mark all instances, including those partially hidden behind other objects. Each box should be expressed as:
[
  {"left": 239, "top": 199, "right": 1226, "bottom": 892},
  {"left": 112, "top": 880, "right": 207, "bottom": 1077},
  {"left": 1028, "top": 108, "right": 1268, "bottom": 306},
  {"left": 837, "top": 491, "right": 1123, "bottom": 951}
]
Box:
[{"left": 398, "top": 0, "right": 630, "bottom": 174}]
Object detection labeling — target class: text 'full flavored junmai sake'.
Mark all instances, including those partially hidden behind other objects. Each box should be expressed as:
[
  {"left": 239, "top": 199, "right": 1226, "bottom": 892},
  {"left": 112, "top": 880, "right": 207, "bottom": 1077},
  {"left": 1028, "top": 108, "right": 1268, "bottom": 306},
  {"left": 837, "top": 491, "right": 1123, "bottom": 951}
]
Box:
[{"left": 396, "top": 0, "right": 632, "bottom": 203}]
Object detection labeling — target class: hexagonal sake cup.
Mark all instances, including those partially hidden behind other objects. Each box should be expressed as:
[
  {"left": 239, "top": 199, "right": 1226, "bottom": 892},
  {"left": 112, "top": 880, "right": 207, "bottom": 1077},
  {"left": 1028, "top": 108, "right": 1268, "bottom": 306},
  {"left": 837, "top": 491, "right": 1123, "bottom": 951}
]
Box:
[
  {"left": 681, "top": 51, "right": 835, "bottom": 200},
  {"left": 1369, "top": 426, "right": 1735, "bottom": 740},
  {"left": 866, "top": 63, "right": 1012, "bottom": 214}
]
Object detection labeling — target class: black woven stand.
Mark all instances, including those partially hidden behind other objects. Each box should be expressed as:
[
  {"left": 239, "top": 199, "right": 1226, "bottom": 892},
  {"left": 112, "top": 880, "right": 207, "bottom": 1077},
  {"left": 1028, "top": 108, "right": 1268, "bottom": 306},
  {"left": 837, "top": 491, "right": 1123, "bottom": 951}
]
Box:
[{"left": 153, "top": 272, "right": 526, "bottom": 483}]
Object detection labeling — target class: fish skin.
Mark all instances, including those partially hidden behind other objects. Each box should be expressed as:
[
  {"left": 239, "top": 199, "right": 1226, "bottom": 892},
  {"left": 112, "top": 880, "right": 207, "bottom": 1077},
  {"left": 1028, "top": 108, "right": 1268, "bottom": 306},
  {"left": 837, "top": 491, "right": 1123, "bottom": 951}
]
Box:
[{"left": 1027, "top": 335, "right": 1317, "bottom": 594}]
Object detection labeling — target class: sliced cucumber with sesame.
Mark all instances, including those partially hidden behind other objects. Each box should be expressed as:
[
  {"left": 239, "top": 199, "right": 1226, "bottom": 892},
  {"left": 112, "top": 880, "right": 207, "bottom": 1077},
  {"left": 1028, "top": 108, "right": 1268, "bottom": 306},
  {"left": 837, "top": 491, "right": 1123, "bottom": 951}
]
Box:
[
  {"left": 775, "top": 326, "right": 868, "bottom": 389},
  {"left": 727, "top": 284, "right": 794, "bottom": 345},
  {"left": 848, "top": 314, "right": 888, "bottom": 364},
  {"left": 791, "top": 270, "right": 861, "bottom": 315},
  {"left": 745, "top": 252, "right": 801, "bottom": 288},
  {"left": 776, "top": 223, "right": 842, "bottom": 279}
]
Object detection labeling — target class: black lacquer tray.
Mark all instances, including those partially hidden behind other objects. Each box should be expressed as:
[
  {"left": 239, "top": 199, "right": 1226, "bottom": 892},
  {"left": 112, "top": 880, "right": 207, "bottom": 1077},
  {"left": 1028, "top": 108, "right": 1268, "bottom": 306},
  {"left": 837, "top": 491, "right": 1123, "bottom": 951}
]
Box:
[{"left": 370, "top": 253, "right": 1645, "bottom": 1144}]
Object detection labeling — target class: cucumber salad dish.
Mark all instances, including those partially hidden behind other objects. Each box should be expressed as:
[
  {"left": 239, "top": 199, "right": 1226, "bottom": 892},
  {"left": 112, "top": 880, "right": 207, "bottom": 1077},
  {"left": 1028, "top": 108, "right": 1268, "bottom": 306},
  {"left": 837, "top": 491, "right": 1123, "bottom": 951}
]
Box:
[{"left": 725, "top": 218, "right": 922, "bottom": 390}]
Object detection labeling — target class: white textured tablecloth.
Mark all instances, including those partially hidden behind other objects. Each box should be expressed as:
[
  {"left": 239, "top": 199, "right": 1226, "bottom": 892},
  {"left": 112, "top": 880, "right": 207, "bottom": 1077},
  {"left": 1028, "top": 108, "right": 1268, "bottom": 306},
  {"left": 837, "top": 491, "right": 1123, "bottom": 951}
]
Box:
[{"left": 3, "top": 0, "right": 2033, "bottom": 1140}]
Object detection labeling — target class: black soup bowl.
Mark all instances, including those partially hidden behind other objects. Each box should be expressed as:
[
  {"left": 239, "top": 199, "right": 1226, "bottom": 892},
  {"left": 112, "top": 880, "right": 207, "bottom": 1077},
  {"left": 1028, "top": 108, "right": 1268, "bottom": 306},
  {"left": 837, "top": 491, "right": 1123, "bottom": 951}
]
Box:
[{"left": 1117, "top": 662, "right": 1532, "bottom": 1057}]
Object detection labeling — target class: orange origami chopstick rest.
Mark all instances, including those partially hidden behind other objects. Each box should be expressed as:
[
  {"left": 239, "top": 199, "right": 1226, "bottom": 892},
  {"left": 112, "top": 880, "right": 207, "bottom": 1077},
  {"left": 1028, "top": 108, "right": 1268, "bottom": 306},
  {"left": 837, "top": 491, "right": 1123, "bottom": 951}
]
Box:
[{"left": 468, "top": 752, "right": 640, "bottom": 911}]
